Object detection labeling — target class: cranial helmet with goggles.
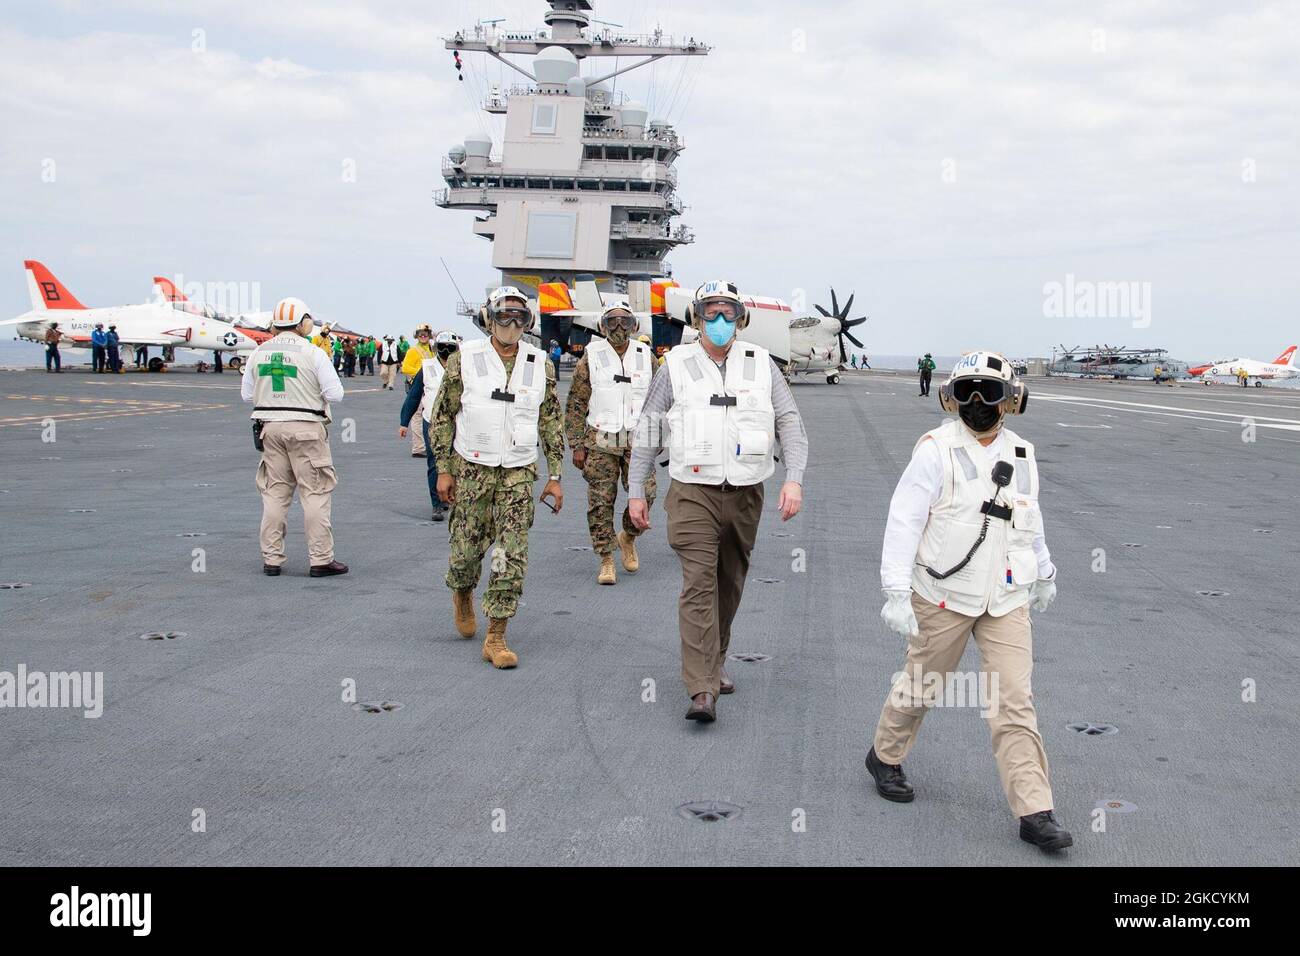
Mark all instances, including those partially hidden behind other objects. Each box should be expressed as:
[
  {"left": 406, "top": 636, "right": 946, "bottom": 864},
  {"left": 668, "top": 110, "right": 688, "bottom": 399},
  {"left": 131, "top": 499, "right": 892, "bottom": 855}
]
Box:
[
  {"left": 599, "top": 298, "right": 639, "bottom": 335},
  {"left": 688, "top": 279, "right": 749, "bottom": 330},
  {"left": 938, "top": 350, "right": 1028, "bottom": 434},
  {"left": 434, "top": 330, "right": 460, "bottom": 357},
  {"left": 481, "top": 286, "right": 532, "bottom": 329}
]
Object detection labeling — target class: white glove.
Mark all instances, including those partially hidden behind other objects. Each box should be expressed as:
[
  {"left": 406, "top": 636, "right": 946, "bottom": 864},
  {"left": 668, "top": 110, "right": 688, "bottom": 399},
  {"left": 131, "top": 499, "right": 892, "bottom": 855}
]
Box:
[
  {"left": 1029, "top": 577, "right": 1057, "bottom": 612},
  {"left": 880, "top": 589, "right": 919, "bottom": 639}
]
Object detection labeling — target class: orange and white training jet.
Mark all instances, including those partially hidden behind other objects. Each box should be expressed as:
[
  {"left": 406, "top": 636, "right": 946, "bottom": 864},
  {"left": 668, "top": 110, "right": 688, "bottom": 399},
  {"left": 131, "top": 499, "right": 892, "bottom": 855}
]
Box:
[
  {"left": 1189, "top": 345, "right": 1298, "bottom": 386},
  {"left": 1, "top": 261, "right": 261, "bottom": 370}
]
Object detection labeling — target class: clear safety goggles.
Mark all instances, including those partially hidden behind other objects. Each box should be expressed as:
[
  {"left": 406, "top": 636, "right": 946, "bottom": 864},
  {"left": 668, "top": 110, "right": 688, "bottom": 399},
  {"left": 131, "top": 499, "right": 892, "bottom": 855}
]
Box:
[
  {"left": 950, "top": 377, "right": 1009, "bottom": 405},
  {"left": 602, "top": 311, "right": 636, "bottom": 332},
  {"left": 699, "top": 299, "right": 743, "bottom": 322}
]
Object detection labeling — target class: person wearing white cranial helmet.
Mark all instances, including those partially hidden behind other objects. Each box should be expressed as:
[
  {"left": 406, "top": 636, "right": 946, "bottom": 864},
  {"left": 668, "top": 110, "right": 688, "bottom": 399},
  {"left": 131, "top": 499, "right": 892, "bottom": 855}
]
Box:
[
  {"left": 867, "top": 349, "right": 1071, "bottom": 853},
  {"left": 627, "top": 279, "right": 810, "bottom": 724},
  {"left": 241, "top": 297, "right": 348, "bottom": 579}
]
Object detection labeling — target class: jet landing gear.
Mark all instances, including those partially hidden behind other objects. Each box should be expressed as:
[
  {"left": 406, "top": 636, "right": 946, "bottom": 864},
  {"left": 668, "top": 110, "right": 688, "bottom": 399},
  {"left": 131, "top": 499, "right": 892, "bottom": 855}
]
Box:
[
  {"left": 147, "top": 345, "right": 176, "bottom": 373},
  {"left": 826, "top": 371, "right": 841, "bottom": 385}
]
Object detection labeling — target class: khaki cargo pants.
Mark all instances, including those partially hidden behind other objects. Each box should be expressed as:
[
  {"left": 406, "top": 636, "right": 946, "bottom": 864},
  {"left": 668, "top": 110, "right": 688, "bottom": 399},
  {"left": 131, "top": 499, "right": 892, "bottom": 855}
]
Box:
[
  {"left": 873, "top": 593, "right": 1054, "bottom": 818},
  {"left": 256, "top": 420, "right": 337, "bottom": 566}
]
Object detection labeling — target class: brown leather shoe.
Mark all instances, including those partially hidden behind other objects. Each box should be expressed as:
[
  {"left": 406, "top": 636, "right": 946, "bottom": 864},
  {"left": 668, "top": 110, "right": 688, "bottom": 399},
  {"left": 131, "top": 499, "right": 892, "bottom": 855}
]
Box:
[
  {"left": 262, "top": 564, "right": 282, "bottom": 577},
  {"left": 719, "top": 668, "right": 735, "bottom": 695},
  {"left": 685, "top": 692, "right": 716, "bottom": 722},
  {"left": 309, "top": 560, "right": 349, "bottom": 577}
]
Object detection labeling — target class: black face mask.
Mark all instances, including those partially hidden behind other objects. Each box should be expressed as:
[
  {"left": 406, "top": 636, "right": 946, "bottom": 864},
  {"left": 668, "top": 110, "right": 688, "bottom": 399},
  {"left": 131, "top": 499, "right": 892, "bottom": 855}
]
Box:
[
  {"left": 959, "top": 398, "right": 1002, "bottom": 433},
  {"left": 436, "top": 344, "right": 457, "bottom": 359}
]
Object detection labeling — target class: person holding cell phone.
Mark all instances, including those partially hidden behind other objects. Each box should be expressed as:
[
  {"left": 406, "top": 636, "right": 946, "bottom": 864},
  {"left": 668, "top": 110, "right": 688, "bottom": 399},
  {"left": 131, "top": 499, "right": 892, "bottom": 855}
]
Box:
[{"left": 428, "top": 287, "right": 564, "bottom": 669}]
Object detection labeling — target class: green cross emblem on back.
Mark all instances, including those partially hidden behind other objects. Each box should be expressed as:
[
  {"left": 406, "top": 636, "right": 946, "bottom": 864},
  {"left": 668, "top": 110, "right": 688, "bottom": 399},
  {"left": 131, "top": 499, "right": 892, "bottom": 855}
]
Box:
[{"left": 258, "top": 352, "right": 298, "bottom": 392}]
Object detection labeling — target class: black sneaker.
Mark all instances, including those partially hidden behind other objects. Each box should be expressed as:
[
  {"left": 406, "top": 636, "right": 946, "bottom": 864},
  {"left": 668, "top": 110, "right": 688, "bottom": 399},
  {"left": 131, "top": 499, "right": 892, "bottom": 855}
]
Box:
[
  {"left": 1019, "top": 810, "right": 1073, "bottom": 851},
  {"left": 262, "top": 564, "right": 282, "bottom": 576},
  {"left": 865, "top": 747, "right": 915, "bottom": 803}
]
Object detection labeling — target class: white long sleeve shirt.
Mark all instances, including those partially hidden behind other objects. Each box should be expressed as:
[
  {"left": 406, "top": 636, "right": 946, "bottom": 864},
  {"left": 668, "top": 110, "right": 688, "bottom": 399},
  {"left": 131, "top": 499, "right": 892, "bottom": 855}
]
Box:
[{"left": 880, "top": 429, "right": 1055, "bottom": 591}]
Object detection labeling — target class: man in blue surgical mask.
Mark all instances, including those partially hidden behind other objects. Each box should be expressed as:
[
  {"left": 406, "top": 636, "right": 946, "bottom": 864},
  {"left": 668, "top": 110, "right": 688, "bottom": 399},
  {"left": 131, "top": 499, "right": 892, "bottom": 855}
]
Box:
[{"left": 628, "top": 279, "right": 808, "bottom": 723}]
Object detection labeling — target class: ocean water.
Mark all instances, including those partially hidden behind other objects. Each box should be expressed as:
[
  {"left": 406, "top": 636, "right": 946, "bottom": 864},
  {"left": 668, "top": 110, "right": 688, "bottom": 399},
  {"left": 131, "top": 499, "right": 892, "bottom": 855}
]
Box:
[
  {"left": 5, "top": 339, "right": 1296, "bottom": 389},
  {"left": 1, "top": 338, "right": 199, "bottom": 368}
]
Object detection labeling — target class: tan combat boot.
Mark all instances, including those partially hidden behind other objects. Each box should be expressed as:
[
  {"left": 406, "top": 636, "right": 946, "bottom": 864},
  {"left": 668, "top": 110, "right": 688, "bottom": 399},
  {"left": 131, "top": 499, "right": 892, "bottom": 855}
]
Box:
[
  {"left": 616, "top": 530, "right": 640, "bottom": 573},
  {"left": 597, "top": 553, "right": 617, "bottom": 585},
  {"left": 481, "top": 617, "right": 518, "bottom": 669},
  {"left": 453, "top": 588, "right": 477, "bottom": 639}
]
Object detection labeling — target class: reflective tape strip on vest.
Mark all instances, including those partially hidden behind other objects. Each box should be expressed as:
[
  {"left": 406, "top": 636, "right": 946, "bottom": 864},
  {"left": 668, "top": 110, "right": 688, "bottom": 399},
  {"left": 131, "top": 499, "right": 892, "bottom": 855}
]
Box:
[
  {"left": 665, "top": 341, "right": 775, "bottom": 487},
  {"left": 421, "top": 355, "right": 445, "bottom": 422},
  {"left": 451, "top": 338, "right": 545, "bottom": 468},
  {"left": 585, "top": 337, "right": 652, "bottom": 434},
  {"left": 249, "top": 335, "right": 331, "bottom": 423},
  {"left": 911, "top": 419, "right": 1040, "bottom": 617}
]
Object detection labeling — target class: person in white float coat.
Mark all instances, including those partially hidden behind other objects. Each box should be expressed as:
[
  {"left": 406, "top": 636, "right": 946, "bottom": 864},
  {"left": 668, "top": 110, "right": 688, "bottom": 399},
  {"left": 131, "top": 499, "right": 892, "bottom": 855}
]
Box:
[
  {"left": 628, "top": 280, "right": 807, "bottom": 723},
  {"left": 867, "top": 350, "right": 1071, "bottom": 852},
  {"left": 564, "top": 300, "right": 657, "bottom": 585}
]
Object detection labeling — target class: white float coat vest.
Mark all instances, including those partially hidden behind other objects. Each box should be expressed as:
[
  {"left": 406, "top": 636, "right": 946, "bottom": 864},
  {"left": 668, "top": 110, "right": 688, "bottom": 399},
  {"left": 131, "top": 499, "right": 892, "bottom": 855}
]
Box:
[
  {"left": 911, "top": 419, "right": 1041, "bottom": 617},
  {"left": 452, "top": 338, "right": 546, "bottom": 468},
  {"left": 585, "top": 337, "right": 652, "bottom": 436},
  {"left": 378, "top": 341, "right": 400, "bottom": 363},
  {"left": 665, "top": 341, "right": 776, "bottom": 487},
  {"left": 249, "top": 334, "right": 331, "bottom": 423},
  {"left": 420, "top": 354, "right": 445, "bottom": 423}
]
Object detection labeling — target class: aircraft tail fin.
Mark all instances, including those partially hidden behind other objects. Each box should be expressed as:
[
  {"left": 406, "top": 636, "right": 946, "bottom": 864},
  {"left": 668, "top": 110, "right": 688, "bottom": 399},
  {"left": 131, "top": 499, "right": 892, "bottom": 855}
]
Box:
[
  {"left": 153, "top": 276, "right": 187, "bottom": 302},
  {"left": 1272, "top": 344, "right": 1297, "bottom": 367},
  {"left": 571, "top": 274, "right": 604, "bottom": 312},
  {"left": 24, "top": 260, "right": 87, "bottom": 311}
]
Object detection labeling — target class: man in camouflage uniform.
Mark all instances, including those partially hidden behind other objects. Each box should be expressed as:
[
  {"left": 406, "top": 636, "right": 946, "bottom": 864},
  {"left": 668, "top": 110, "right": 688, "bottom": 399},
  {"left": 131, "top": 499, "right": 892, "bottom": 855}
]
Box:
[
  {"left": 564, "top": 301, "right": 657, "bottom": 584},
  {"left": 429, "top": 287, "right": 564, "bottom": 668}
]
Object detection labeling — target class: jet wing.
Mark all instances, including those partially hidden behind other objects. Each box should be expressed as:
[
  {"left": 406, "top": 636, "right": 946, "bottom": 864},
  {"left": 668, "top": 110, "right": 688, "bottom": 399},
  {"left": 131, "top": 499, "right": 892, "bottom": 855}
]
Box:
[{"left": 113, "top": 336, "right": 184, "bottom": 347}]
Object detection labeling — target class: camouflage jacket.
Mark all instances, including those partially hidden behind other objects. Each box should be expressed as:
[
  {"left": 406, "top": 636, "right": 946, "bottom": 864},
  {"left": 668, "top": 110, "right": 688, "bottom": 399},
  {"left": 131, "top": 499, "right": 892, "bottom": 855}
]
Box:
[{"left": 430, "top": 348, "right": 564, "bottom": 479}]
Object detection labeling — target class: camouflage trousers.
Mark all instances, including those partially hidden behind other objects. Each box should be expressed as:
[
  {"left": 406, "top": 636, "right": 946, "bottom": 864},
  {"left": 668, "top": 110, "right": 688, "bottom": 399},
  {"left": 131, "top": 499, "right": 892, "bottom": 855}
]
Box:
[
  {"left": 445, "top": 458, "right": 537, "bottom": 619},
  {"left": 582, "top": 446, "right": 656, "bottom": 555}
]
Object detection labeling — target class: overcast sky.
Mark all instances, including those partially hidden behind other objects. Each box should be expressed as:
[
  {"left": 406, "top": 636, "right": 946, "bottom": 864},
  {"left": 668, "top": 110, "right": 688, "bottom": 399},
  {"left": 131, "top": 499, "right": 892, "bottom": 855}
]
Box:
[{"left": 1, "top": 0, "right": 1297, "bottom": 359}]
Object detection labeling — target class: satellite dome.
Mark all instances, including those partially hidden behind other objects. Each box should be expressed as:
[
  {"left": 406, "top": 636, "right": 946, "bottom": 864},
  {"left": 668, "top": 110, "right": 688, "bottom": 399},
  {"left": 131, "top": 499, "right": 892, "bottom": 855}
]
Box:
[
  {"left": 565, "top": 76, "right": 586, "bottom": 98},
  {"left": 534, "top": 45, "right": 578, "bottom": 85},
  {"left": 448, "top": 145, "right": 467, "bottom": 164}
]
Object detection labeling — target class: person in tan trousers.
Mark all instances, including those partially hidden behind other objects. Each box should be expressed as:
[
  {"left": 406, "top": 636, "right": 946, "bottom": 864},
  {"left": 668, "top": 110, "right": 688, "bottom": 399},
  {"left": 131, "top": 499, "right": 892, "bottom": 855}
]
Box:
[
  {"left": 868, "top": 350, "right": 1070, "bottom": 851},
  {"left": 241, "top": 296, "right": 349, "bottom": 578}
]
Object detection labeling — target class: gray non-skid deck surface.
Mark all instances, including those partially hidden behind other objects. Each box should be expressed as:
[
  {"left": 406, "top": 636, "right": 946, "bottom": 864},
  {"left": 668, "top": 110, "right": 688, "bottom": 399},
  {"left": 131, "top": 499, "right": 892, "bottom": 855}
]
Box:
[{"left": 1, "top": 367, "right": 1296, "bottom": 866}]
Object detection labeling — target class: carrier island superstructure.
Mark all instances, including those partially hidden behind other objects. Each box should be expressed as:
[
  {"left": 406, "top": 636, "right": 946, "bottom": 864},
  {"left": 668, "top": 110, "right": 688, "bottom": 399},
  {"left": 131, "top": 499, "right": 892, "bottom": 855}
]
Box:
[{"left": 437, "top": 1, "right": 709, "bottom": 350}]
